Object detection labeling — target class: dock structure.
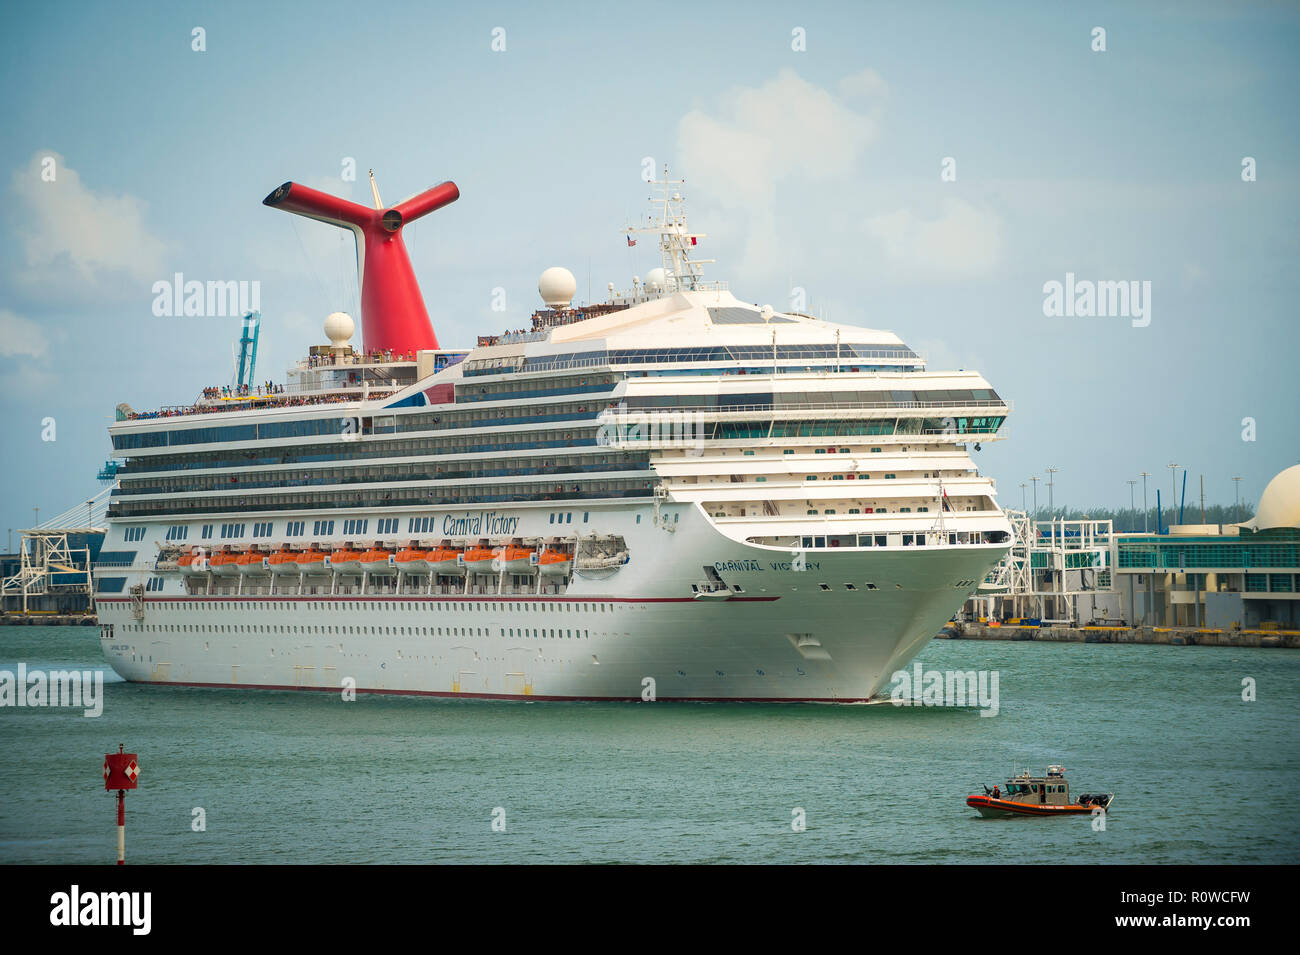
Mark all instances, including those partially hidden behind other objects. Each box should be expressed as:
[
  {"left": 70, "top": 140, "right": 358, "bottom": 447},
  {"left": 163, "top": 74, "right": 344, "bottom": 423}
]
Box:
[
  {"left": 1, "top": 488, "right": 110, "bottom": 623},
  {"left": 962, "top": 465, "right": 1299, "bottom": 632},
  {"left": 966, "top": 510, "right": 1120, "bottom": 626}
]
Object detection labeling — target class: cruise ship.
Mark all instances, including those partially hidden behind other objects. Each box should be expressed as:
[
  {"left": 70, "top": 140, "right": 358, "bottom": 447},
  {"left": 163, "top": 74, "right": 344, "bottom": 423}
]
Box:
[{"left": 93, "top": 170, "right": 1013, "bottom": 702}]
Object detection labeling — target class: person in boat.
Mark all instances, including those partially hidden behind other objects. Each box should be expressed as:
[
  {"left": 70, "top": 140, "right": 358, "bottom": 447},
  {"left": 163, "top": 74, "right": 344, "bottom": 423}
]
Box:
[{"left": 992, "top": 785, "right": 1000, "bottom": 799}]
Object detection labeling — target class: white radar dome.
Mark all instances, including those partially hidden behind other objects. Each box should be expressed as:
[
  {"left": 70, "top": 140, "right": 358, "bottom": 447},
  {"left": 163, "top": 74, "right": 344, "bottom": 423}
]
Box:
[
  {"left": 645, "top": 267, "right": 673, "bottom": 292},
  {"left": 324, "top": 311, "right": 355, "bottom": 346},
  {"left": 539, "top": 267, "right": 577, "bottom": 310}
]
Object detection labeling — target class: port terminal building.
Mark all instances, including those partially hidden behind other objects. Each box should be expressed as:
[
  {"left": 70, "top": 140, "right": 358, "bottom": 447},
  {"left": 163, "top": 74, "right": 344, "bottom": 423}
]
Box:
[
  {"left": 1114, "top": 466, "right": 1300, "bottom": 629},
  {"left": 969, "top": 464, "right": 1300, "bottom": 629}
]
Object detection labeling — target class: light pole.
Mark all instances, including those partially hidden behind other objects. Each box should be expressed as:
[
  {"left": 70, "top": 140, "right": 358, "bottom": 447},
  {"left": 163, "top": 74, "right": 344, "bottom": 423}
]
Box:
[
  {"left": 1045, "top": 467, "right": 1059, "bottom": 518},
  {"left": 1020, "top": 482, "right": 1027, "bottom": 512},
  {"left": 1140, "top": 471, "right": 1151, "bottom": 532},
  {"left": 1233, "top": 476, "right": 1242, "bottom": 522},
  {"left": 1029, "top": 476, "right": 1040, "bottom": 521},
  {"left": 1167, "top": 463, "right": 1181, "bottom": 527},
  {"left": 1127, "top": 480, "right": 1137, "bottom": 528}
]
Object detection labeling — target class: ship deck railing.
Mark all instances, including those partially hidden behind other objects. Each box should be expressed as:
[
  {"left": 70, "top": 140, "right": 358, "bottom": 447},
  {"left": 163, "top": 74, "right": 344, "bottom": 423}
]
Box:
[
  {"left": 601, "top": 398, "right": 1011, "bottom": 417},
  {"left": 121, "top": 390, "right": 399, "bottom": 422}
]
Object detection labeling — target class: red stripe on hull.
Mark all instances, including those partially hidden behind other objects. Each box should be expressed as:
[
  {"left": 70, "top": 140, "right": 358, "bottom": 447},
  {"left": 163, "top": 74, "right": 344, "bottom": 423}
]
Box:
[{"left": 966, "top": 795, "right": 1096, "bottom": 816}]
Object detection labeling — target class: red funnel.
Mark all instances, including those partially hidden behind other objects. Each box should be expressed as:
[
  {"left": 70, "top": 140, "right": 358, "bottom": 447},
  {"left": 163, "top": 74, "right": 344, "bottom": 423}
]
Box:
[{"left": 263, "top": 179, "right": 459, "bottom": 353}]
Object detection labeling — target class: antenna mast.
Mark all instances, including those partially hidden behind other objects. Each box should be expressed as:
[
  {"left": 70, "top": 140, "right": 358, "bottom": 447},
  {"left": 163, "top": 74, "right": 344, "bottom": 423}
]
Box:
[{"left": 625, "top": 166, "right": 714, "bottom": 291}]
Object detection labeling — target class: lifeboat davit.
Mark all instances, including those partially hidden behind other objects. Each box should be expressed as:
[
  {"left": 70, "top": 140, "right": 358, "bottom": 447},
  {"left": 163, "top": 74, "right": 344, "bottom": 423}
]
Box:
[
  {"left": 294, "top": 547, "right": 329, "bottom": 574},
  {"left": 358, "top": 547, "right": 395, "bottom": 574},
  {"left": 178, "top": 551, "right": 207, "bottom": 576},
  {"left": 209, "top": 551, "right": 242, "bottom": 577},
  {"left": 492, "top": 546, "right": 535, "bottom": 574},
  {"left": 268, "top": 548, "right": 299, "bottom": 576},
  {"left": 329, "top": 546, "right": 364, "bottom": 575},
  {"left": 537, "top": 549, "right": 572, "bottom": 576},
  {"left": 236, "top": 551, "right": 269, "bottom": 575},
  {"left": 425, "top": 546, "right": 465, "bottom": 576},
  {"left": 394, "top": 547, "right": 431, "bottom": 573},
  {"left": 462, "top": 546, "right": 497, "bottom": 574}
]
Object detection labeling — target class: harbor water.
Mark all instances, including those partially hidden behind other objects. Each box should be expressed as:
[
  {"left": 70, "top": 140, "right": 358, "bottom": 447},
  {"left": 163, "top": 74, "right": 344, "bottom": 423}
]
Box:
[{"left": 2, "top": 626, "right": 1297, "bottom": 864}]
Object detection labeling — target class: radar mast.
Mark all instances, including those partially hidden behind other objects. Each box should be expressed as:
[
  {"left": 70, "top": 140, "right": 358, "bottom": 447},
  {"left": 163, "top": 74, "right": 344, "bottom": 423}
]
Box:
[{"left": 625, "top": 166, "right": 714, "bottom": 292}]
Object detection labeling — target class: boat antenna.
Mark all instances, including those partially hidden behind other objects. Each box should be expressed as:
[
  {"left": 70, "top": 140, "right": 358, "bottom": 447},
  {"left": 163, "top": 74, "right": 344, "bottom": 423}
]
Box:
[{"left": 368, "top": 169, "right": 384, "bottom": 210}]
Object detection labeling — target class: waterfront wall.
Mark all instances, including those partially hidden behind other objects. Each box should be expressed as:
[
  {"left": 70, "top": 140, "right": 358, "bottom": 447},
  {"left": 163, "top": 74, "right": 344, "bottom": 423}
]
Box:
[
  {"left": 0, "top": 614, "right": 97, "bottom": 627},
  {"left": 941, "top": 623, "right": 1299, "bottom": 648}
]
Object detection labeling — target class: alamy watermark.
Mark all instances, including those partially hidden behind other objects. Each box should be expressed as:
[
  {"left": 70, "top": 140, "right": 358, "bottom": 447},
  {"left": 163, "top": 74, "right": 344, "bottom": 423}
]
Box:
[
  {"left": 596, "top": 401, "right": 706, "bottom": 456},
  {"left": 1042, "top": 272, "right": 1150, "bottom": 328},
  {"left": 0, "top": 664, "right": 103, "bottom": 717},
  {"left": 152, "top": 273, "right": 260, "bottom": 318},
  {"left": 50, "top": 885, "right": 150, "bottom": 935},
  {"left": 889, "top": 663, "right": 999, "bottom": 716}
]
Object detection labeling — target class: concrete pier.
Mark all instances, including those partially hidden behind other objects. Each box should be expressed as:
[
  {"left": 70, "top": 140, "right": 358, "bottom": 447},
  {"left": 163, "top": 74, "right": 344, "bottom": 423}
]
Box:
[
  {"left": 939, "top": 623, "right": 1299, "bottom": 648},
  {"left": 0, "top": 613, "right": 97, "bottom": 627}
]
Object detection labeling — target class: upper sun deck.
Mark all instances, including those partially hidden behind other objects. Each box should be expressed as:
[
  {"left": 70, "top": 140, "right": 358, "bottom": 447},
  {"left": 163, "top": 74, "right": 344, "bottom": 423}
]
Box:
[
  {"left": 116, "top": 347, "right": 470, "bottom": 425},
  {"left": 460, "top": 290, "right": 924, "bottom": 379}
]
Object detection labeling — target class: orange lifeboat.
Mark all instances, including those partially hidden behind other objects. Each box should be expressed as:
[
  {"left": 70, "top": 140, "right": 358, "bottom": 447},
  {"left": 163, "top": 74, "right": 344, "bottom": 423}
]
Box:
[
  {"left": 493, "top": 545, "right": 535, "bottom": 574},
  {"left": 394, "top": 546, "right": 431, "bottom": 573},
  {"left": 236, "top": 549, "right": 269, "bottom": 575},
  {"left": 425, "top": 545, "right": 465, "bottom": 576},
  {"left": 537, "top": 549, "right": 572, "bottom": 577},
  {"left": 178, "top": 549, "right": 207, "bottom": 576},
  {"left": 462, "top": 545, "right": 497, "bottom": 574},
  {"left": 209, "top": 549, "right": 242, "bottom": 577},
  {"left": 329, "top": 545, "right": 364, "bottom": 575},
  {"left": 358, "top": 546, "right": 394, "bottom": 574},
  {"left": 268, "top": 548, "right": 300, "bottom": 576},
  {"left": 294, "top": 546, "right": 329, "bottom": 574}
]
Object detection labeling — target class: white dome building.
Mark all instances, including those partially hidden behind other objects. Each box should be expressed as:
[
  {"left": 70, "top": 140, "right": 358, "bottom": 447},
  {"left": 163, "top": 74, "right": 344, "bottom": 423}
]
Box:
[{"left": 1250, "top": 464, "right": 1300, "bottom": 531}]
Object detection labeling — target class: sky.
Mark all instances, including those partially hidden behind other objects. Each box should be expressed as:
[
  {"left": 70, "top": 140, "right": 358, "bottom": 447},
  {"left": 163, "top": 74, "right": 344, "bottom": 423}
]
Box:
[{"left": 1, "top": 0, "right": 1297, "bottom": 538}]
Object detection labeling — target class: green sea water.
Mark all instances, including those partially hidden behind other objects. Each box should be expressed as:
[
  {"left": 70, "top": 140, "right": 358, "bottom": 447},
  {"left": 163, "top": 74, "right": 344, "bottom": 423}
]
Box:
[{"left": 1, "top": 626, "right": 1297, "bottom": 864}]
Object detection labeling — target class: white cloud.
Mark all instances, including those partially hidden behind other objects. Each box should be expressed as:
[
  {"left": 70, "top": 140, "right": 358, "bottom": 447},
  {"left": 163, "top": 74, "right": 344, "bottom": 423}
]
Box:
[
  {"left": 863, "top": 198, "right": 1002, "bottom": 281},
  {"left": 679, "top": 68, "right": 881, "bottom": 210},
  {"left": 839, "top": 67, "right": 889, "bottom": 101},
  {"left": 677, "top": 69, "right": 883, "bottom": 282},
  {"left": 9, "top": 151, "right": 169, "bottom": 296},
  {"left": 0, "top": 308, "right": 50, "bottom": 359}
]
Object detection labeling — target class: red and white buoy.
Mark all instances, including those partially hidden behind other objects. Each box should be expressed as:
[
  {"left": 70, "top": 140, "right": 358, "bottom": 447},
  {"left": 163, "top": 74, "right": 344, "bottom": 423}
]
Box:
[{"left": 102, "top": 744, "right": 139, "bottom": 865}]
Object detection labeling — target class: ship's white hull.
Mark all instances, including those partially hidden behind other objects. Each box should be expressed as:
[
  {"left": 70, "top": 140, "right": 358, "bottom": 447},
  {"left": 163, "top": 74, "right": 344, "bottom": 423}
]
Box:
[{"left": 95, "top": 503, "right": 1008, "bottom": 702}]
